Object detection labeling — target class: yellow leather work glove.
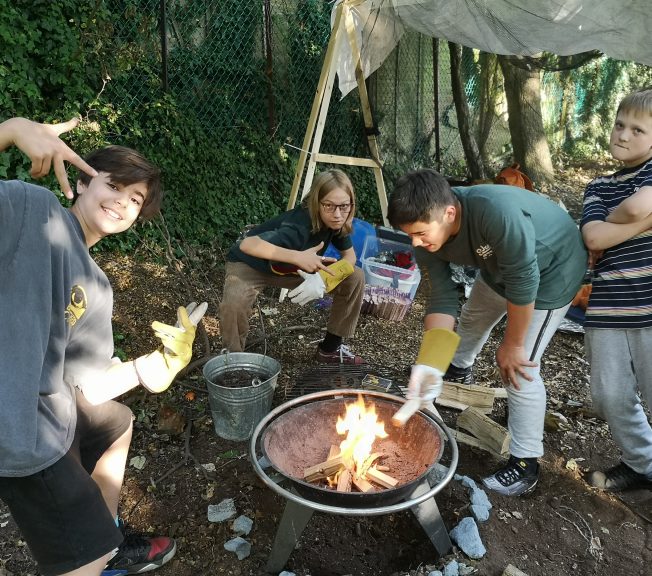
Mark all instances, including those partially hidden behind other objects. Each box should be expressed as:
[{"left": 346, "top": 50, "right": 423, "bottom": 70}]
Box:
[
  {"left": 408, "top": 328, "right": 461, "bottom": 404},
  {"left": 416, "top": 328, "right": 461, "bottom": 371},
  {"left": 134, "top": 303, "right": 207, "bottom": 393},
  {"left": 317, "top": 259, "right": 354, "bottom": 293}
]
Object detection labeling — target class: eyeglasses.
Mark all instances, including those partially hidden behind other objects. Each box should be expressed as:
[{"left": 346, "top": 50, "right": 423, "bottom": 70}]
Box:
[{"left": 320, "top": 202, "right": 353, "bottom": 214}]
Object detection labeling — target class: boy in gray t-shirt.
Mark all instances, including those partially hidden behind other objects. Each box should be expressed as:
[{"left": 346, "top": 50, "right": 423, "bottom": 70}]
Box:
[
  {"left": 0, "top": 117, "right": 204, "bottom": 575},
  {"left": 387, "top": 169, "right": 587, "bottom": 497}
]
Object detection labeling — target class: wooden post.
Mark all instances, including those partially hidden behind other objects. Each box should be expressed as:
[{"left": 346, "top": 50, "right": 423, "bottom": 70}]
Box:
[
  {"left": 286, "top": 2, "right": 345, "bottom": 210},
  {"left": 286, "top": 0, "right": 389, "bottom": 225}
]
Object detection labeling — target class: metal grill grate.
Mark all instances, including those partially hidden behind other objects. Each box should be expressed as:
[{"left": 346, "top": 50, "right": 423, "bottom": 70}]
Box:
[{"left": 276, "top": 364, "right": 405, "bottom": 406}]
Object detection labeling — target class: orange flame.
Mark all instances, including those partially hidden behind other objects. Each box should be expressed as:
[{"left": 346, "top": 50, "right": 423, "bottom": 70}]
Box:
[{"left": 336, "top": 395, "right": 387, "bottom": 474}]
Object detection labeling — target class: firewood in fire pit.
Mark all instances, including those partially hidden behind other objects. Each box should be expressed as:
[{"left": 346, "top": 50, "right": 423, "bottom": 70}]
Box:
[
  {"left": 336, "top": 468, "right": 352, "bottom": 492},
  {"left": 352, "top": 473, "right": 375, "bottom": 492},
  {"left": 359, "top": 452, "right": 384, "bottom": 477},
  {"left": 303, "top": 455, "right": 344, "bottom": 483},
  {"left": 365, "top": 467, "right": 399, "bottom": 489}
]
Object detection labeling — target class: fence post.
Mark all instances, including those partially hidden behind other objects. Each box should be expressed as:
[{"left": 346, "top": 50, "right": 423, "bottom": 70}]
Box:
[{"left": 160, "top": 0, "right": 168, "bottom": 92}]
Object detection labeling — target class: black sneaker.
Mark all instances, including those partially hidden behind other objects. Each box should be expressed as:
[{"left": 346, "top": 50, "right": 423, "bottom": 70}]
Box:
[
  {"left": 444, "top": 363, "right": 474, "bottom": 385},
  {"left": 106, "top": 532, "right": 176, "bottom": 574},
  {"left": 587, "top": 462, "right": 652, "bottom": 492},
  {"left": 482, "top": 456, "right": 539, "bottom": 496}
]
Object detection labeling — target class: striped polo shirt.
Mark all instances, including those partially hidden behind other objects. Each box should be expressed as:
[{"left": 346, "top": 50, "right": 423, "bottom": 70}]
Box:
[{"left": 581, "top": 158, "right": 652, "bottom": 328}]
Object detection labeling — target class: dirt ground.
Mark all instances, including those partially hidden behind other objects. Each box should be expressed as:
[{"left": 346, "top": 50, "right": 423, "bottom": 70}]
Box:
[{"left": 1, "top": 165, "right": 651, "bottom": 576}]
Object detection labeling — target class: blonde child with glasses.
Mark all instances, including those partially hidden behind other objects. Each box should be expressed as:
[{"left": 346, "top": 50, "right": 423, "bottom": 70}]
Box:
[{"left": 220, "top": 168, "right": 366, "bottom": 364}]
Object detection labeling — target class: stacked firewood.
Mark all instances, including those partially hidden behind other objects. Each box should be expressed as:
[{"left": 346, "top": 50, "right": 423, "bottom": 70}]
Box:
[{"left": 303, "top": 446, "right": 398, "bottom": 493}]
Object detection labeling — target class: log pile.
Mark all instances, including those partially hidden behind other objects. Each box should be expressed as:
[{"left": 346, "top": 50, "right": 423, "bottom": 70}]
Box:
[{"left": 303, "top": 446, "right": 398, "bottom": 493}]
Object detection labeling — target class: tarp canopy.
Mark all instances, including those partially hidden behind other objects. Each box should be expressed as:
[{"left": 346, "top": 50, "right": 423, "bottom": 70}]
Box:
[{"left": 335, "top": 0, "right": 652, "bottom": 96}]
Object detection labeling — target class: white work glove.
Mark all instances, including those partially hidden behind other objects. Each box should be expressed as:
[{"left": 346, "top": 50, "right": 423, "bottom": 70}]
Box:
[
  {"left": 288, "top": 270, "right": 326, "bottom": 306},
  {"left": 407, "top": 364, "right": 444, "bottom": 409}
]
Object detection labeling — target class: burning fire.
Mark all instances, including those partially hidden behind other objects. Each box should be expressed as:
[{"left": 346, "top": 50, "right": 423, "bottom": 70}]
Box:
[
  {"left": 303, "top": 395, "right": 398, "bottom": 492},
  {"left": 333, "top": 395, "right": 387, "bottom": 478}
]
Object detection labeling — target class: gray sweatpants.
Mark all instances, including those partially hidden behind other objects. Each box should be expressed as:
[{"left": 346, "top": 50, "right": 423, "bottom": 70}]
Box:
[
  {"left": 585, "top": 327, "right": 652, "bottom": 479},
  {"left": 452, "top": 276, "right": 570, "bottom": 459}
]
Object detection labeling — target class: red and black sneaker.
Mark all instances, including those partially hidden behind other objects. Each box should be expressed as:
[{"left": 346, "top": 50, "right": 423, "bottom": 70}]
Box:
[
  {"left": 316, "top": 344, "right": 365, "bottom": 365},
  {"left": 106, "top": 532, "right": 176, "bottom": 574}
]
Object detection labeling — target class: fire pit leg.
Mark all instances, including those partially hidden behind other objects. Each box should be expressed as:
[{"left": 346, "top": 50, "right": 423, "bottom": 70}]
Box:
[
  {"left": 265, "top": 493, "right": 314, "bottom": 574},
  {"left": 408, "top": 479, "right": 452, "bottom": 556}
]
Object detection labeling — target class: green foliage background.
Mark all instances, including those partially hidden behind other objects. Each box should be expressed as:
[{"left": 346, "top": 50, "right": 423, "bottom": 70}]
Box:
[
  {"left": 1, "top": 0, "right": 651, "bottom": 253},
  {"left": 0, "top": 0, "right": 295, "bottom": 251}
]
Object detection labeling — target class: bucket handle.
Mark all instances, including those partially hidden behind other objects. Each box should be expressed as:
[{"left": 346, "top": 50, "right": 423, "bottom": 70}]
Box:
[{"left": 251, "top": 377, "right": 263, "bottom": 388}]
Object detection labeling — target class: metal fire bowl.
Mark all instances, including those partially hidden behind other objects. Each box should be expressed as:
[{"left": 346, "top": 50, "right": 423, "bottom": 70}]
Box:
[{"left": 250, "top": 390, "right": 458, "bottom": 516}]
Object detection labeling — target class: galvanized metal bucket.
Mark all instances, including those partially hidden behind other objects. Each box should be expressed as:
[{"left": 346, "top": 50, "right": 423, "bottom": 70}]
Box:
[{"left": 203, "top": 351, "right": 281, "bottom": 441}]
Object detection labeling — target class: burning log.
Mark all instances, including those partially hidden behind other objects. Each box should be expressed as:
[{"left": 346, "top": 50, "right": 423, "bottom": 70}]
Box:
[
  {"left": 303, "top": 394, "right": 400, "bottom": 493},
  {"left": 303, "top": 455, "right": 344, "bottom": 483},
  {"left": 336, "top": 468, "right": 352, "bottom": 492},
  {"left": 359, "top": 452, "right": 384, "bottom": 477}
]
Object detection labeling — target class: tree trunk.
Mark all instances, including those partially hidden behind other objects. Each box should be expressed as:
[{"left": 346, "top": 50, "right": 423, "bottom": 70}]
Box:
[
  {"left": 498, "top": 56, "right": 554, "bottom": 187},
  {"left": 476, "top": 52, "right": 501, "bottom": 162},
  {"left": 449, "top": 42, "right": 485, "bottom": 180}
]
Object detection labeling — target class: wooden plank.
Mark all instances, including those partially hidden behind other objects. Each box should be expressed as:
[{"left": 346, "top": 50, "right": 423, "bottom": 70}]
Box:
[
  {"left": 366, "top": 467, "right": 399, "bottom": 489},
  {"left": 391, "top": 398, "right": 421, "bottom": 426},
  {"left": 304, "top": 456, "right": 344, "bottom": 483},
  {"left": 440, "top": 382, "right": 496, "bottom": 412},
  {"left": 450, "top": 429, "right": 509, "bottom": 461},
  {"left": 435, "top": 396, "right": 493, "bottom": 414},
  {"left": 336, "top": 468, "right": 352, "bottom": 492},
  {"left": 312, "top": 153, "right": 381, "bottom": 168},
  {"left": 352, "top": 474, "right": 374, "bottom": 492},
  {"left": 457, "top": 407, "right": 511, "bottom": 455}
]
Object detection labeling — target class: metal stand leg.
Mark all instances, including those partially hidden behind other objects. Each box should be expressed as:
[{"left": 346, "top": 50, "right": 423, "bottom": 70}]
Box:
[
  {"left": 265, "top": 496, "right": 314, "bottom": 573},
  {"left": 409, "top": 479, "right": 452, "bottom": 556}
]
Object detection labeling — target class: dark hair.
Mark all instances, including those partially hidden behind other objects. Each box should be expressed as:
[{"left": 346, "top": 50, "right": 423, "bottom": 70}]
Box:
[
  {"left": 387, "top": 169, "right": 458, "bottom": 228},
  {"left": 76, "top": 146, "right": 162, "bottom": 220}
]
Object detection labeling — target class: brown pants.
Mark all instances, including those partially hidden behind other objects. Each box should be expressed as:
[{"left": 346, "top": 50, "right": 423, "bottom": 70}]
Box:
[{"left": 219, "top": 261, "right": 364, "bottom": 352}]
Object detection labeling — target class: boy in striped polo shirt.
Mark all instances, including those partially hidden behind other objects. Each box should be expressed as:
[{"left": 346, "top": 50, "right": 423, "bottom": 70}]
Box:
[{"left": 581, "top": 88, "right": 652, "bottom": 491}]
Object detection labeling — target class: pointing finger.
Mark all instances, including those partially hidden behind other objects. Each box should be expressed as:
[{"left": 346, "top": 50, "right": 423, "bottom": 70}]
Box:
[{"left": 65, "top": 150, "right": 98, "bottom": 180}]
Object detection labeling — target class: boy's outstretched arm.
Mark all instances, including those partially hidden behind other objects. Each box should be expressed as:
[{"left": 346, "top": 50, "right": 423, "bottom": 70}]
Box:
[
  {"left": 79, "top": 302, "right": 208, "bottom": 405},
  {"left": 0, "top": 117, "right": 97, "bottom": 199}
]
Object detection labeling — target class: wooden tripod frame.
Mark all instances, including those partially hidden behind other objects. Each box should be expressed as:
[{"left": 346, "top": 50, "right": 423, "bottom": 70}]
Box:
[{"left": 287, "top": 0, "right": 389, "bottom": 226}]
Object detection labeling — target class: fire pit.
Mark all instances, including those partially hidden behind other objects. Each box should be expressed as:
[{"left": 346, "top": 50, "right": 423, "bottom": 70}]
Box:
[
  {"left": 250, "top": 389, "right": 458, "bottom": 573},
  {"left": 261, "top": 394, "right": 444, "bottom": 507}
]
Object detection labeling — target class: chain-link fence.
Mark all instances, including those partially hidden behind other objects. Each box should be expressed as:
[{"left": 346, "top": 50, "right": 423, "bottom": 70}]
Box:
[{"left": 104, "top": 0, "right": 650, "bottom": 185}]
